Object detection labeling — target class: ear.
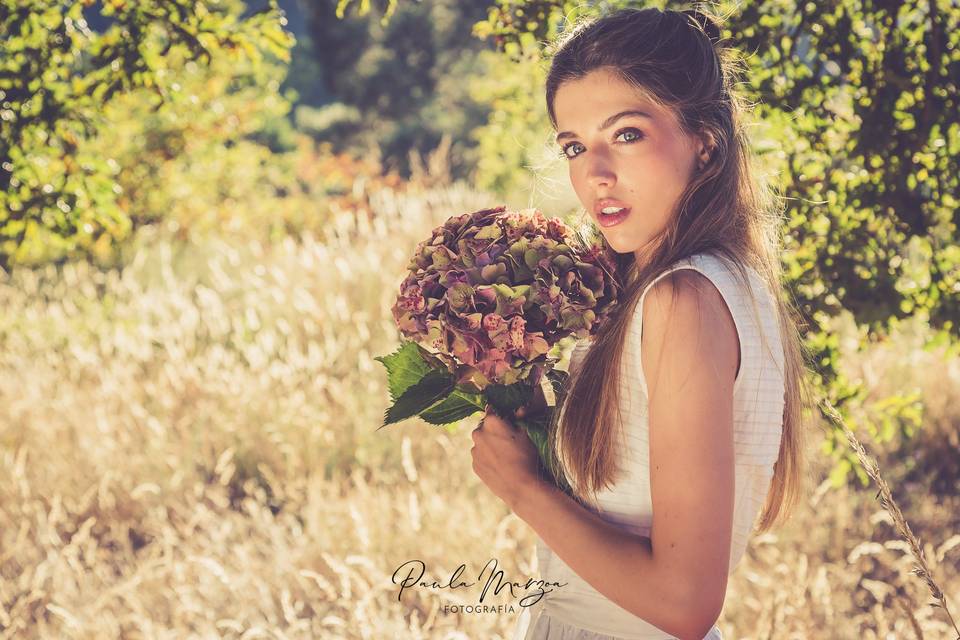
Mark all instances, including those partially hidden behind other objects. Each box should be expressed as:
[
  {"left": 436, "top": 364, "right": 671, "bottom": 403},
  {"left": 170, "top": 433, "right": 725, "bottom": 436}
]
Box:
[{"left": 695, "top": 131, "right": 715, "bottom": 167}]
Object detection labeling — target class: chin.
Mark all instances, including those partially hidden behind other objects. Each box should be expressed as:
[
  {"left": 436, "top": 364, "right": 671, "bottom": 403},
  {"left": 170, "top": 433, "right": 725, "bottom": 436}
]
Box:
[
  {"left": 595, "top": 230, "right": 639, "bottom": 254},
  {"left": 599, "top": 236, "right": 635, "bottom": 254}
]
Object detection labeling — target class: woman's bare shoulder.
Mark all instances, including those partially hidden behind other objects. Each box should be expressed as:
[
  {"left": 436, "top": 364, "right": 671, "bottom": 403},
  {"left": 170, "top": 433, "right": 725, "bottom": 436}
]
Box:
[{"left": 640, "top": 269, "right": 740, "bottom": 393}]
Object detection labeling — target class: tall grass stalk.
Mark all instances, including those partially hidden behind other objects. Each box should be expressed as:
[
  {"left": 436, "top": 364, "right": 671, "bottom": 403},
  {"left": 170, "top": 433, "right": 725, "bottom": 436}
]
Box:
[{"left": 821, "top": 399, "right": 960, "bottom": 640}]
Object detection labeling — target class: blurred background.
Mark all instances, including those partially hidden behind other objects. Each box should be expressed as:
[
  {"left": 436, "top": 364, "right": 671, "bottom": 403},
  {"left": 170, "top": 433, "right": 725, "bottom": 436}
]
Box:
[{"left": 1, "top": 0, "right": 958, "bottom": 637}]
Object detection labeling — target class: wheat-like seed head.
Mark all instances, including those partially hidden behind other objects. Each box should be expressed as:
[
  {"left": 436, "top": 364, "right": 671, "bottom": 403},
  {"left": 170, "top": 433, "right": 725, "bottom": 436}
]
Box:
[{"left": 821, "top": 399, "right": 960, "bottom": 639}]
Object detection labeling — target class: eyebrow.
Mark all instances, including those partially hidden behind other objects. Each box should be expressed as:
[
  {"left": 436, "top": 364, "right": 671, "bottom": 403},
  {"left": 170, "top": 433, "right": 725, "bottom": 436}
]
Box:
[{"left": 555, "top": 109, "right": 654, "bottom": 143}]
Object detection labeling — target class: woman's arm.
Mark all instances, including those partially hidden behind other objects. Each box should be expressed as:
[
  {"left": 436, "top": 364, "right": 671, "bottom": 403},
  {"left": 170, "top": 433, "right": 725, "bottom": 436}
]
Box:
[{"left": 512, "top": 270, "right": 738, "bottom": 640}]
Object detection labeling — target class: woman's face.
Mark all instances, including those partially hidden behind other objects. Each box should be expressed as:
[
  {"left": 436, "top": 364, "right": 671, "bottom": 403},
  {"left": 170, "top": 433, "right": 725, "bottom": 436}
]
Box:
[{"left": 552, "top": 67, "right": 711, "bottom": 262}]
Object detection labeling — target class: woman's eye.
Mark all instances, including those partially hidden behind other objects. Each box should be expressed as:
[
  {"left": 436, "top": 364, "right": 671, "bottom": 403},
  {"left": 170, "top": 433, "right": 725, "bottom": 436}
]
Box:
[
  {"left": 558, "top": 128, "right": 645, "bottom": 160},
  {"left": 559, "top": 142, "right": 584, "bottom": 159},
  {"left": 617, "top": 128, "right": 644, "bottom": 143}
]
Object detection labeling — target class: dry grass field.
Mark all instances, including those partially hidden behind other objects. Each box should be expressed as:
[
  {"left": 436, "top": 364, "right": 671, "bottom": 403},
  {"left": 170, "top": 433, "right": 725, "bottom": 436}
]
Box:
[{"left": 1, "top": 182, "right": 958, "bottom": 639}]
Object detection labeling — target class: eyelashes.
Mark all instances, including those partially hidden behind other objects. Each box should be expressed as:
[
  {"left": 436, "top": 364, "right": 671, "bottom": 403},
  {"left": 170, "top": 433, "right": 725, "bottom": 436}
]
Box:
[{"left": 557, "top": 127, "right": 646, "bottom": 160}]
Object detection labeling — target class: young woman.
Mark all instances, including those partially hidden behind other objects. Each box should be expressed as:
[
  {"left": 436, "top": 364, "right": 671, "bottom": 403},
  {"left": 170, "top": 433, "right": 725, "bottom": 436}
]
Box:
[{"left": 470, "top": 6, "right": 813, "bottom": 640}]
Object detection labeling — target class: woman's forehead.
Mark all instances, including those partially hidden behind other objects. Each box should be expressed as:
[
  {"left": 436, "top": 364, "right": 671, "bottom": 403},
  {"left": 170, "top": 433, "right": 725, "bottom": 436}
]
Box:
[
  {"left": 554, "top": 75, "right": 674, "bottom": 131},
  {"left": 557, "top": 69, "right": 664, "bottom": 108}
]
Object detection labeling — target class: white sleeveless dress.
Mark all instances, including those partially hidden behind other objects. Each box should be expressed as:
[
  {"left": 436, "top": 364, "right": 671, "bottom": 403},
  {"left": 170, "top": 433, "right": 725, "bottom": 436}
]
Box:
[{"left": 512, "top": 251, "right": 786, "bottom": 640}]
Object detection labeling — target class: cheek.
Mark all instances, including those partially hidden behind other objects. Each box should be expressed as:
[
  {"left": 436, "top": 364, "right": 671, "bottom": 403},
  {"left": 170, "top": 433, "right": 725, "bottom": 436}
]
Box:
[
  {"left": 569, "top": 167, "right": 587, "bottom": 198},
  {"left": 657, "top": 144, "right": 693, "bottom": 181},
  {"left": 568, "top": 163, "right": 590, "bottom": 200}
]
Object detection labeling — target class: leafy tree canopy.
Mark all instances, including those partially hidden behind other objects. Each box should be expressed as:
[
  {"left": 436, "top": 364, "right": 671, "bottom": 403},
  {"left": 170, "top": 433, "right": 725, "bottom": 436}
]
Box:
[{"left": 0, "top": 0, "right": 293, "bottom": 269}]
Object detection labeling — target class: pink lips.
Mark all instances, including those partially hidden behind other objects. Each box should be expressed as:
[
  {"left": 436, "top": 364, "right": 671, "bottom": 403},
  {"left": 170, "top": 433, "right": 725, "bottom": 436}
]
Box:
[
  {"left": 594, "top": 198, "right": 631, "bottom": 228},
  {"left": 596, "top": 207, "right": 630, "bottom": 227}
]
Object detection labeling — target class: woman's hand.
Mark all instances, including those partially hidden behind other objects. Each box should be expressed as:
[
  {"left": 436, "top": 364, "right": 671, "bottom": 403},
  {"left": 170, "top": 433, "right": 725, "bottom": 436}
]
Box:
[{"left": 471, "top": 404, "right": 542, "bottom": 510}]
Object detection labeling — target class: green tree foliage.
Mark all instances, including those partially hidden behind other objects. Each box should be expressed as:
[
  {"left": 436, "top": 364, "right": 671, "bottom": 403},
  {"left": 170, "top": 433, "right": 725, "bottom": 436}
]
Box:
[
  {"left": 296, "top": 0, "right": 493, "bottom": 178},
  {"left": 81, "top": 43, "right": 304, "bottom": 249},
  {"left": 718, "top": 0, "right": 959, "bottom": 485},
  {"left": 0, "top": 0, "right": 293, "bottom": 270}
]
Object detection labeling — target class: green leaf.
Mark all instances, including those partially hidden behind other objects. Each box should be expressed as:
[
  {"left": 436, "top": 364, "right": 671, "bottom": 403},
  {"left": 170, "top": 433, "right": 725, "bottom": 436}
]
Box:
[
  {"left": 374, "top": 340, "right": 434, "bottom": 402},
  {"left": 419, "top": 388, "right": 484, "bottom": 426},
  {"left": 380, "top": 369, "right": 456, "bottom": 428},
  {"left": 516, "top": 412, "right": 574, "bottom": 497},
  {"left": 522, "top": 418, "right": 551, "bottom": 466},
  {"left": 485, "top": 381, "right": 530, "bottom": 415}
]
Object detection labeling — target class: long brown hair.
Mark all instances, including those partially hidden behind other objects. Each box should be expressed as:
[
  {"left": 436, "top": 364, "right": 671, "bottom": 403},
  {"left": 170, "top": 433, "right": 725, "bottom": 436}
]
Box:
[{"left": 543, "top": 5, "right": 814, "bottom": 532}]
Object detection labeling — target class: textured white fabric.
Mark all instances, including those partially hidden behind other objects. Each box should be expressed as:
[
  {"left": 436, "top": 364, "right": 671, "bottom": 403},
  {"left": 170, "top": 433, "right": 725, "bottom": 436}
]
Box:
[
  {"left": 513, "top": 251, "right": 785, "bottom": 640},
  {"left": 514, "top": 605, "right": 723, "bottom": 640}
]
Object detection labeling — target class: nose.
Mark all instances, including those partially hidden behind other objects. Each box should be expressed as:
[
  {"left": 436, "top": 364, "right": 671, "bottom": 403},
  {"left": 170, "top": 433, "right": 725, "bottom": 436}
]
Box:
[{"left": 585, "top": 154, "right": 616, "bottom": 190}]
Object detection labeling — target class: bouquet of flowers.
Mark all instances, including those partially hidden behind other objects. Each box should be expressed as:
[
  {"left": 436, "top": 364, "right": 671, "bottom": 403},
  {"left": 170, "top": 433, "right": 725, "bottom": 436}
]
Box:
[{"left": 376, "top": 205, "right": 620, "bottom": 493}]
